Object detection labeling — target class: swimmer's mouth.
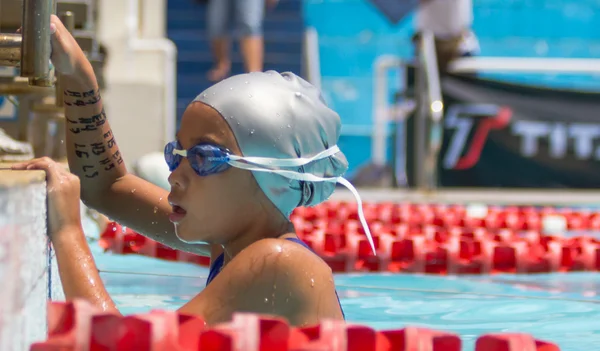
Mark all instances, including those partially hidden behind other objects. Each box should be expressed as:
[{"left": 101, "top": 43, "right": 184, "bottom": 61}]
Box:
[{"left": 168, "top": 201, "right": 187, "bottom": 223}]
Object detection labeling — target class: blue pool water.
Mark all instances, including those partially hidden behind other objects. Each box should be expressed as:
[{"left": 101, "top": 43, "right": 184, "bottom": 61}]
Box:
[
  {"left": 79, "top": 209, "right": 600, "bottom": 350},
  {"left": 90, "top": 240, "right": 600, "bottom": 351}
]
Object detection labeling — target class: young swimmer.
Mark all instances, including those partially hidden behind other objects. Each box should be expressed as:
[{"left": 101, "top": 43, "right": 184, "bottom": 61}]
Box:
[{"left": 13, "top": 15, "right": 374, "bottom": 326}]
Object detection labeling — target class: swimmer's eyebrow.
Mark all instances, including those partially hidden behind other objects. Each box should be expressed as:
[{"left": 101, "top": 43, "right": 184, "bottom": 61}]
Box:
[
  {"left": 191, "top": 136, "right": 220, "bottom": 145},
  {"left": 175, "top": 134, "right": 220, "bottom": 146}
]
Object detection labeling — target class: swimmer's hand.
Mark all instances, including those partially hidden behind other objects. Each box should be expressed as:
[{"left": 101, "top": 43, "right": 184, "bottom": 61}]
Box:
[
  {"left": 49, "top": 14, "right": 89, "bottom": 76},
  {"left": 12, "top": 157, "right": 83, "bottom": 236}
]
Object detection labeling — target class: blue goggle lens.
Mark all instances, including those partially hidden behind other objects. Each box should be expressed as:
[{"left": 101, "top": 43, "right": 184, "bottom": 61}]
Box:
[{"left": 164, "top": 141, "right": 232, "bottom": 176}]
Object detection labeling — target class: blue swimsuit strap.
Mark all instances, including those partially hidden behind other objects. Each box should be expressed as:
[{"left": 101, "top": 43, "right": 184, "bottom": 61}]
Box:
[{"left": 206, "top": 237, "right": 346, "bottom": 319}]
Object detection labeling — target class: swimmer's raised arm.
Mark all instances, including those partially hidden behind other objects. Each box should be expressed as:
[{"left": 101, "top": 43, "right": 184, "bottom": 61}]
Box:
[{"left": 28, "top": 16, "right": 209, "bottom": 256}]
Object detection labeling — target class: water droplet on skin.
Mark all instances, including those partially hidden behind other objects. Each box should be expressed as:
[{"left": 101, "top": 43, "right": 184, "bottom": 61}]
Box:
[
  {"left": 131, "top": 189, "right": 136, "bottom": 193},
  {"left": 310, "top": 278, "right": 315, "bottom": 287},
  {"left": 153, "top": 206, "right": 158, "bottom": 214},
  {"left": 264, "top": 298, "right": 269, "bottom": 303},
  {"left": 249, "top": 129, "right": 255, "bottom": 135}
]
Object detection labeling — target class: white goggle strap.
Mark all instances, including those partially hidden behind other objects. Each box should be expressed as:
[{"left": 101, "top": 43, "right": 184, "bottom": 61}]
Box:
[
  {"left": 227, "top": 160, "right": 376, "bottom": 256},
  {"left": 172, "top": 149, "right": 187, "bottom": 157},
  {"left": 227, "top": 145, "right": 341, "bottom": 168}
]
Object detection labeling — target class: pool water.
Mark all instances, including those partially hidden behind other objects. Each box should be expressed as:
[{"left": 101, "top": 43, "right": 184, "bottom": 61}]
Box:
[
  {"left": 90, "top": 242, "right": 600, "bottom": 351},
  {"left": 81, "top": 215, "right": 600, "bottom": 351}
]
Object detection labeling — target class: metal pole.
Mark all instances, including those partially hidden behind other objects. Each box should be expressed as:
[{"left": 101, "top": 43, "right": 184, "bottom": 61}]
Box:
[
  {"left": 0, "top": 34, "right": 22, "bottom": 67},
  {"left": 61, "top": 11, "right": 75, "bottom": 32},
  {"left": 413, "top": 31, "right": 444, "bottom": 191},
  {"left": 55, "top": 11, "right": 75, "bottom": 107},
  {"left": 21, "top": 0, "right": 53, "bottom": 86},
  {"left": 413, "top": 54, "right": 427, "bottom": 189},
  {"left": 419, "top": 32, "right": 443, "bottom": 190}
]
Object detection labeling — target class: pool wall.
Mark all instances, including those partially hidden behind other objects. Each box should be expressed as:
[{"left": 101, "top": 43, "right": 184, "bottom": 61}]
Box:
[{"left": 0, "top": 170, "right": 64, "bottom": 351}]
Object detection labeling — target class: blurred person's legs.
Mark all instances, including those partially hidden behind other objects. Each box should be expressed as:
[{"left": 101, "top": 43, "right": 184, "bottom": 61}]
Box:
[
  {"left": 207, "top": 0, "right": 233, "bottom": 81},
  {"left": 234, "top": 0, "right": 266, "bottom": 73},
  {"left": 415, "top": 0, "right": 479, "bottom": 74}
]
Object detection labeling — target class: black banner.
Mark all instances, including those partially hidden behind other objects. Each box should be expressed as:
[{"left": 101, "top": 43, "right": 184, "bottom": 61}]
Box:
[{"left": 435, "top": 74, "right": 600, "bottom": 188}]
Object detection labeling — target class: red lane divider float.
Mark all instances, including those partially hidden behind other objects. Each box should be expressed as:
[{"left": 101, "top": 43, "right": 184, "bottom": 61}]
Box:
[
  {"left": 98, "top": 202, "right": 600, "bottom": 274},
  {"left": 31, "top": 299, "right": 560, "bottom": 351}
]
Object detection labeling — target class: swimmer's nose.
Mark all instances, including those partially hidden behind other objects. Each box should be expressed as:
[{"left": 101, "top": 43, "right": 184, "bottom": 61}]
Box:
[{"left": 167, "top": 167, "right": 183, "bottom": 189}]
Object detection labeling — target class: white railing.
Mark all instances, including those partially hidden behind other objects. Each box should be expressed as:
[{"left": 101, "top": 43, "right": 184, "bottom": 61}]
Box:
[
  {"left": 372, "top": 55, "right": 405, "bottom": 167},
  {"left": 449, "top": 57, "right": 600, "bottom": 74},
  {"left": 303, "top": 27, "right": 322, "bottom": 91}
]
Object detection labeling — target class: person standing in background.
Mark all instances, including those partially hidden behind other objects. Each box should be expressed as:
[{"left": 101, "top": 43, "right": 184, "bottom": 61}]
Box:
[
  {"left": 206, "top": 0, "right": 279, "bottom": 82},
  {"left": 414, "top": 0, "right": 479, "bottom": 74}
]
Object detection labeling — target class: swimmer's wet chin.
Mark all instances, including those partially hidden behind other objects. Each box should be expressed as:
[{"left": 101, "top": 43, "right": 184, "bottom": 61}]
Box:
[{"left": 174, "top": 225, "right": 208, "bottom": 245}]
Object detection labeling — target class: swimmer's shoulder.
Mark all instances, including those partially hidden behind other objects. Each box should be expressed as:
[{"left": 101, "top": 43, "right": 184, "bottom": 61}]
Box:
[
  {"left": 179, "top": 237, "right": 336, "bottom": 325},
  {"left": 228, "top": 237, "right": 334, "bottom": 294},
  {"left": 239, "top": 236, "right": 332, "bottom": 275},
  {"left": 230, "top": 237, "right": 335, "bottom": 310}
]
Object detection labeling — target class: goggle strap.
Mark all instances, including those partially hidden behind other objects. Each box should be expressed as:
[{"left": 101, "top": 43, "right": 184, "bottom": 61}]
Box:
[
  {"left": 226, "top": 160, "right": 376, "bottom": 255},
  {"left": 172, "top": 149, "right": 187, "bottom": 157},
  {"left": 228, "top": 145, "right": 340, "bottom": 168}
]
